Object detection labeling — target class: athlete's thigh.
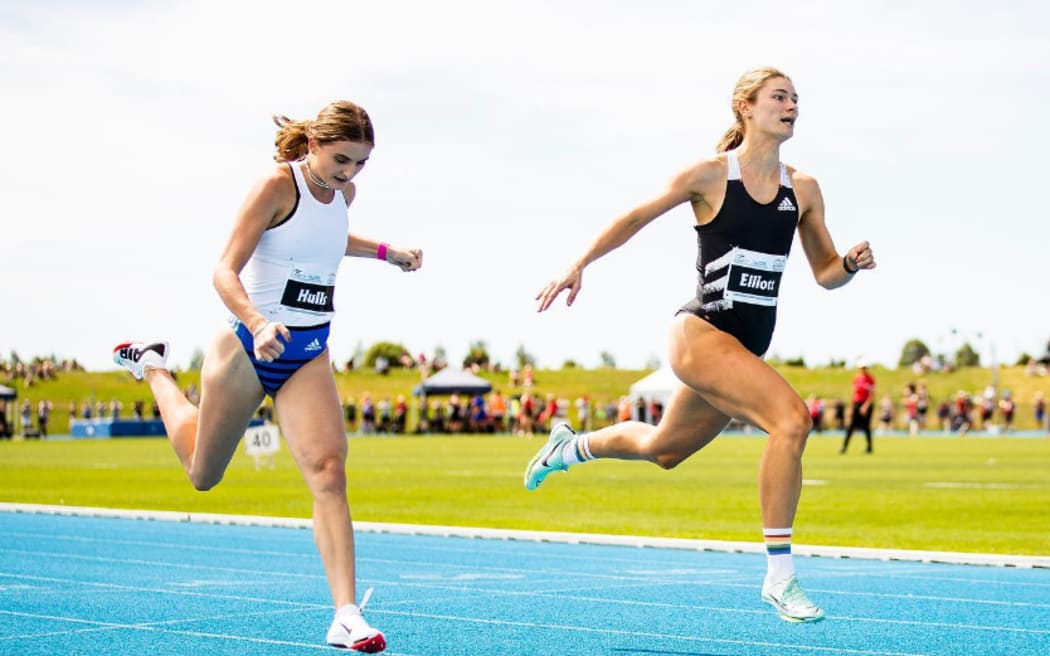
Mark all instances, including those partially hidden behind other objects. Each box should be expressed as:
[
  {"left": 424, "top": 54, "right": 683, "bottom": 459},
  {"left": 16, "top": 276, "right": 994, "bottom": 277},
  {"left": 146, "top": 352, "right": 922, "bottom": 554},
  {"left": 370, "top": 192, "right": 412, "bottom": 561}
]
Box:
[
  {"left": 668, "top": 314, "right": 806, "bottom": 434},
  {"left": 273, "top": 351, "right": 347, "bottom": 468},
  {"left": 195, "top": 328, "right": 267, "bottom": 469}
]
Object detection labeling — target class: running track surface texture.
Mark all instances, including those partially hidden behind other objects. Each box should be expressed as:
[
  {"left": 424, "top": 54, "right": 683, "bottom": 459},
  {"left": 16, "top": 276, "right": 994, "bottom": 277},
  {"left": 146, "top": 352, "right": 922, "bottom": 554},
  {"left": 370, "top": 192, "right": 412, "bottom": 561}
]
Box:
[{"left": 0, "top": 504, "right": 1047, "bottom": 656}]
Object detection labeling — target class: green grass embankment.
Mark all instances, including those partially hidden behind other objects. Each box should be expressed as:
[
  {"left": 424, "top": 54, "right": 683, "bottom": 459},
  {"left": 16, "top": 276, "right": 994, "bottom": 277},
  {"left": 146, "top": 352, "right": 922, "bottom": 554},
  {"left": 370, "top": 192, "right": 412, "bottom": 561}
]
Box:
[{"left": 7, "top": 364, "right": 1049, "bottom": 432}]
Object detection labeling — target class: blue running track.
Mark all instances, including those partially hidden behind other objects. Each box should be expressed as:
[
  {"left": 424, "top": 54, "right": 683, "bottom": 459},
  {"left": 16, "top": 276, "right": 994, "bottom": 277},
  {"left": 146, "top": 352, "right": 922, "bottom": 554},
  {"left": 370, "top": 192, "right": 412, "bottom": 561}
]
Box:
[{"left": 0, "top": 508, "right": 1047, "bottom": 656}]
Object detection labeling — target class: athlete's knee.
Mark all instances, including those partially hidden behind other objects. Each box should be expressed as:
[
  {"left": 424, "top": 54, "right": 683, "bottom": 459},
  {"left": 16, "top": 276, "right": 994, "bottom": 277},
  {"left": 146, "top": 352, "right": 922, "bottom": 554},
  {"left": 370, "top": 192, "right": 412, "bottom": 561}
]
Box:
[
  {"left": 189, "top": 469, "right": 224, "bottom": 492},
  {"left": 771, "top": 402, "right": 813, "bottom": 455},
  {"left": 306, "top": 454, "right": 348, "bottom": 496},
  {"left": 652, "top": 450, "right": 688, "bottom": 470},
  {"left": 645, "top": 431, "right": 694, "bottom": 470}
]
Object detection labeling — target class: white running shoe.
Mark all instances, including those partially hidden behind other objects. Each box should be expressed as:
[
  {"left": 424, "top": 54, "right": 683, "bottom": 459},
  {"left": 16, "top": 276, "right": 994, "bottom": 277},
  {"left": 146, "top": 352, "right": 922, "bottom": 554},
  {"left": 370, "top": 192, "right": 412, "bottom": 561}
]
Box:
[
  {"left": 326, "top": 589, "right": 386, "bottom": 652},
  {"left": 112, "top": 342, "right": 169, "bottom": 380},
  {"left": 761, "top": 575, "right": 825, "bottom": 622}
]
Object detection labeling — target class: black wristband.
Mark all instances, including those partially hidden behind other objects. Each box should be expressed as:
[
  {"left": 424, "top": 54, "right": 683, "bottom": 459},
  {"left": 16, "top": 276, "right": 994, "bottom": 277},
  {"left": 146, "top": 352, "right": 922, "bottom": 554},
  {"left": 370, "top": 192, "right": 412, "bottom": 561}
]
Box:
[{"left": 843, "top": 255, "right": 858, "bottom": 275}]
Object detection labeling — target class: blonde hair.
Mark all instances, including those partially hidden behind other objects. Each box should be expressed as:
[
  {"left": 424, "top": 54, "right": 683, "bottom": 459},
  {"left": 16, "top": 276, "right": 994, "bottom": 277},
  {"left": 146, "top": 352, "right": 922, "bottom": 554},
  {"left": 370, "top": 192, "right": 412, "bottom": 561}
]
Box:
[
  {"left": 272, "top": 100, "right": 375, "bottom": 162},
  {"left": 715, "top": 67, "right": 791, "bottom": 153}
]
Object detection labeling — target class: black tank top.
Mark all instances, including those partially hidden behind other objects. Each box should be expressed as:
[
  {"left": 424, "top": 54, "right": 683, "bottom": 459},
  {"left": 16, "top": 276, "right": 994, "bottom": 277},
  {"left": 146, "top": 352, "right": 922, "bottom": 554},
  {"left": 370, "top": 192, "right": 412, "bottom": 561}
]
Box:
[{"left": 678, "top": 150, "right": 799, "bottom": 356}]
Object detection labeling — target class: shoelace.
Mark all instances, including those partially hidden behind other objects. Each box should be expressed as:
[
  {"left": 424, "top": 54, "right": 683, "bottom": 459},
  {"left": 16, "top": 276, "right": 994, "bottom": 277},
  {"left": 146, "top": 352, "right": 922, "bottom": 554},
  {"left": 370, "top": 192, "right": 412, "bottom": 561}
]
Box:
[
  {"left": 780, "top": 580, "right": 815, "bottom": 609},
  {"left": 358, "top": 587, "right": 374, "bottom": 611}
]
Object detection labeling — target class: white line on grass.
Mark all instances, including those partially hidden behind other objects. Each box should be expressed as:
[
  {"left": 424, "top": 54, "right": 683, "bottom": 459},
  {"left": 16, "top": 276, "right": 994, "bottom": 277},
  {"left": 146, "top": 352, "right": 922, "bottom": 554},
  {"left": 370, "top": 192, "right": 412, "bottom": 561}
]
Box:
[{"left": 923, "top": 482, "right": 1043, "bottom": 489}]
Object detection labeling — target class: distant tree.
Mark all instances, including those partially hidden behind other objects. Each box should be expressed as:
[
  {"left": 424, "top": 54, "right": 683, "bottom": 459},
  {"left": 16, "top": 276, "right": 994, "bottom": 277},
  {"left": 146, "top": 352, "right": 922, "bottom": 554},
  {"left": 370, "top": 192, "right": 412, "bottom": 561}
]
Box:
[
  {"left": 898, "top": 338, "right": 931, "bottom": 367},
  {"left": 645, "top": 354, "right": 661, "bottom": 370},
  {"left": 1015, "top": 352, "right": 1032, "bottom": 366},
  {"left": 188, "top": 348, "right": 205, "bottom": 370},
  {"left": 826, "top": 358, "right": 847, "bottom": 369},
  {"left": 562, "top": 359, "right": 578, "bottom": 369},
  {"left": 954, "top": 342, "right": 980, "bottom": 368},
  {"left": 364, "top": 341, "right": 410, "bottom": 368},
  {"left": 515, "top": 344, "right": 535, "bottom": 368},
  {"left": 599, "top": 351, "right": 616, "bottom": 368},
  {"left": 784, "top": 356, "right": 806, "bottom": 367},
  {"left": 432, "top": 344, "right": 447, "bottom": 369},
  {"left": 462, "top": 340, "right": 490, "bottom": 369}
]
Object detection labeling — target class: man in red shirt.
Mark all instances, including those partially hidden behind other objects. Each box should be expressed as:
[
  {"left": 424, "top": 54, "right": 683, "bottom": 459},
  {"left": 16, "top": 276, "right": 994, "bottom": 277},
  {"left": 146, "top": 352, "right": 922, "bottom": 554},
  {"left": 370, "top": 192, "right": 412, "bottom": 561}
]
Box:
[{"left": 841, "top": 361, "right": 876, "bottom": 454}]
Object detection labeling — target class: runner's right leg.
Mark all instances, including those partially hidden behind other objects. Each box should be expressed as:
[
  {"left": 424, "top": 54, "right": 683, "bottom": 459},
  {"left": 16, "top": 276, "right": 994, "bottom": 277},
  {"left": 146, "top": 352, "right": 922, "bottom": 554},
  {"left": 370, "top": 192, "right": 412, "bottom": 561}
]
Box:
[{"left": 143, "top": 328, "right": 265, "bottom": 490}]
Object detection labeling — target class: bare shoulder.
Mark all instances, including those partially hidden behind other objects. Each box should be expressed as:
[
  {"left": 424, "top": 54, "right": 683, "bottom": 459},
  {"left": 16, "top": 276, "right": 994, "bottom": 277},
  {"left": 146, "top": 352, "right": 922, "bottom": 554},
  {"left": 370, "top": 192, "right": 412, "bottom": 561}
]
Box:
[
  {"left": 342, "top": 181, "right": 357, "bottom": 207},
  {"left": 674, "top": 154, "right": 727, "bottom": 196},
  {"left": 238, "top": 163, "right": 298, "bottom": 224},
  {"left": 252, "top": 162, "right": 297, "bottom": 201},
  {"left": 683, "top": 154, "right": 727, "bottom": 185},
  {"left": 786, "top": 165, "right": 822, "bottom": 199}
]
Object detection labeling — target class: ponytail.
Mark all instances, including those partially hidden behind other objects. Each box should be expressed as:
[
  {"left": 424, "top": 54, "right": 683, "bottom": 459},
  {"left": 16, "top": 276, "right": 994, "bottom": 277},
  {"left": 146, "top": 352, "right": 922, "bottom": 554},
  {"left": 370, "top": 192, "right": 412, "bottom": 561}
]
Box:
[
  {"left": 272, "top": 115, "right": 311, "bottom": 163},
  {"left": 716, "top": 123, "right": 744, "bottom": 153}
]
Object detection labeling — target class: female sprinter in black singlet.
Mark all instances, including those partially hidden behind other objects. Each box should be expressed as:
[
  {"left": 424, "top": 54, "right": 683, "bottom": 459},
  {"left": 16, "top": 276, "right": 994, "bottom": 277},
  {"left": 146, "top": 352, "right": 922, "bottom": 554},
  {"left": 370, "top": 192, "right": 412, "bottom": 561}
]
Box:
[{"left": 524, "top": 67, "right": 876, "bottom": 623}]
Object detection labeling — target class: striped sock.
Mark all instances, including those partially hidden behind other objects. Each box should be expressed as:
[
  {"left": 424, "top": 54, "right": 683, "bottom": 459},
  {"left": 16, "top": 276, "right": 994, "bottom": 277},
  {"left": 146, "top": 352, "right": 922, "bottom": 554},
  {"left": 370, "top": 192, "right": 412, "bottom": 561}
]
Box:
[
  {"left": 561, "top": 433, "right": 594, "bottom": 465},
  {"left": 763, "top": 527, "right": 795, "bottom": 584}
]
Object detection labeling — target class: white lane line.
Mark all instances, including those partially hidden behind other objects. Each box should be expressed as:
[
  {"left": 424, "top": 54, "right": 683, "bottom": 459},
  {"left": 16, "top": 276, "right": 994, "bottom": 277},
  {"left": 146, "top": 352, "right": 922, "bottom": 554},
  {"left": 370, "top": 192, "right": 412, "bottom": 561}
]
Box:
[
  {"left": 881, "top": 572, "right": 1050, "bottom": 588},
  {"left": 3, "top": 502, "right": 1046, "bottom": 568},
  {"left": 369, "top": 608, "right": 929, "bottom": 656},
  {"left": 0, "top": 610, "right": 422, "bottom": 656},
  {"left": 0, "top": 605, "right": 315, "bottom": 641},
  {"left": 2, "top": 569, "right": 1044, "bottom": 640},
  {"left": 323, "top": 577, "right": 1050, "bottom": 636},
  {"left": 0, "top": 571, "right": 328, "bottom": 609},
  {"left": 0, "top": 548, "right": 327, "bottom": 581},
  {"left": 0, "top": 527, "right": 741, "bottom": 574}
]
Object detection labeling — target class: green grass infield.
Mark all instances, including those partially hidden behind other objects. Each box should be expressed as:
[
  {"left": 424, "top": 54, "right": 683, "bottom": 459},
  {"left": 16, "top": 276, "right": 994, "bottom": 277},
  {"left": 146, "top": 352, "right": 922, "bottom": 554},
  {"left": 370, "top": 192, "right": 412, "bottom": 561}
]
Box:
[{"left": 1, "top": 433, "right": 1046, "bottom": 556}]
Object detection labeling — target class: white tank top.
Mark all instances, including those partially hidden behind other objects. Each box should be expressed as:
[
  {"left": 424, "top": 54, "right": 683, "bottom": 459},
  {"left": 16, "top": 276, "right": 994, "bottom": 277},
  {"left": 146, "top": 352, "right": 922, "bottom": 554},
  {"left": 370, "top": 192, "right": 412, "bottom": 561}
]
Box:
[{"left": 238, "top": 162, "right": 348, "bottom": 326}]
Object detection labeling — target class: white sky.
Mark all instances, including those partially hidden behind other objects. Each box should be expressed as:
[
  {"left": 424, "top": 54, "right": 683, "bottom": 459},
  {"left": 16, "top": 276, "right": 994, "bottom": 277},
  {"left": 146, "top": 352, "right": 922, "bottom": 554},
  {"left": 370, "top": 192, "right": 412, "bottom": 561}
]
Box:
[{"left": 2, "top": 0, "right": 1048, "bottom": 372}]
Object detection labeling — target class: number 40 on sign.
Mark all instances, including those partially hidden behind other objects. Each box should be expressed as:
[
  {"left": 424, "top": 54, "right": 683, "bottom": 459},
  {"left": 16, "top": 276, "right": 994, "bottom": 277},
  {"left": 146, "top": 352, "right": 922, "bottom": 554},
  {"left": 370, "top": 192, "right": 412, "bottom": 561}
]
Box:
[{"left": 244, "top": 424, "right": 280, "bottom": 468}]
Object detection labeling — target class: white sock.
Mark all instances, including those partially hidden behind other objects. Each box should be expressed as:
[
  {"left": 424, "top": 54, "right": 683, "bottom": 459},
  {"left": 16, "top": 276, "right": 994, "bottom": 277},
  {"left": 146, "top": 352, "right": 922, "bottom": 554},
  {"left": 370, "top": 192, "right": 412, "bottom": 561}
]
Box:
[
  {"left": 560, "top": 433, "right": 594, "bottom": 465},
  {"left": 763, "top": 527, "right": 795, "bottom": 585}
]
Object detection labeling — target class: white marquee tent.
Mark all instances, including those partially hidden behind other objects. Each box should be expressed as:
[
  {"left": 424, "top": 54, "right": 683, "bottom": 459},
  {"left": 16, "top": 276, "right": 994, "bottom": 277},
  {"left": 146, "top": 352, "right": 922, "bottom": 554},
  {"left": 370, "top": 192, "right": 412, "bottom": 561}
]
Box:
[{"left": 628, "top": 367, "right": 678, "bottom": 410}]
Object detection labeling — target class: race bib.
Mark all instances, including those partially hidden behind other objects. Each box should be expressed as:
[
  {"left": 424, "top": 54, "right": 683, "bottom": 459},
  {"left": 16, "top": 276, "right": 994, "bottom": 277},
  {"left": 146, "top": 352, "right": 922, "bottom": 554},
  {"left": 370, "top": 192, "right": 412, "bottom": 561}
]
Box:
[
  {"left": 722, "top": 247, "right": 786, "bottom": 307},
  {"left": 280, "top": 267, "right": 336, "bottom": 314}
]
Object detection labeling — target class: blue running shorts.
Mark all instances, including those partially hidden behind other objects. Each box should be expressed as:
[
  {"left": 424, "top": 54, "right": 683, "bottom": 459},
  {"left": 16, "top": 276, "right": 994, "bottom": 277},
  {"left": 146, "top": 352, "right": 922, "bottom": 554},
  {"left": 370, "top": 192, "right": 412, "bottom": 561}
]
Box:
[{"left": 230, "top": 318, "right": 331, "bottom": 398}]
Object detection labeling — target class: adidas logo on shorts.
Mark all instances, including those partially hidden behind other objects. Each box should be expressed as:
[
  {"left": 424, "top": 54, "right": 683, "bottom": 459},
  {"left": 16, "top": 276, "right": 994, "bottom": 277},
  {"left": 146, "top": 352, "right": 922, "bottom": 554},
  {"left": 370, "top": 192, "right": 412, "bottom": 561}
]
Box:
[{"left": 304, "top": 338, "right": 323, "bottom": 352}]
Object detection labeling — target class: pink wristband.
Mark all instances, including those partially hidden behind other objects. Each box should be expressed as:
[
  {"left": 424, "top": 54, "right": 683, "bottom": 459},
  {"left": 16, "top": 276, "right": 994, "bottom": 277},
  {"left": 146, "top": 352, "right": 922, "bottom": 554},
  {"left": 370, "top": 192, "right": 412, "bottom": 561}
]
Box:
[{"left": 376, "top": 242, "right": 388, "bottom": 261}]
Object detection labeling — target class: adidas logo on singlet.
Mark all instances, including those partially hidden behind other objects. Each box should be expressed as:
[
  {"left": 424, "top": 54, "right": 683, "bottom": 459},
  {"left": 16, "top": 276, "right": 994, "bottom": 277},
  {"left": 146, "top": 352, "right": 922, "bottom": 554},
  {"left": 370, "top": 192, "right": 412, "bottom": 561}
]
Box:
[
  {"left": 304, "top": 338, "right": 323, "bottom": 352},
  {"left": 777, "top": 197, "right": 796, "bottom": 212}
]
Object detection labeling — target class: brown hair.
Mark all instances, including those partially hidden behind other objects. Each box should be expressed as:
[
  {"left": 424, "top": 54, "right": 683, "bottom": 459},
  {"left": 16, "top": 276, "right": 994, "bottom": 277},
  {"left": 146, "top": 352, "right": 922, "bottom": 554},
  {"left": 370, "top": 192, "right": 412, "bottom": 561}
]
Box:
[
  {"left": 715, "top": 67, "right": 791, "bottom": 153},
  {"left": 272, "top": 100, "right": 375, "bottom": 162}
]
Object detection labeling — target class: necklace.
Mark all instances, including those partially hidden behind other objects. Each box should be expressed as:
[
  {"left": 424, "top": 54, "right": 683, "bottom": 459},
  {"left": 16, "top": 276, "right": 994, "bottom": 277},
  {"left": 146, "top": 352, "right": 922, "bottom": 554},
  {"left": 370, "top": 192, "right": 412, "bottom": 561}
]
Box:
[{"left": 303, "top": 160, "right": 330, "bottom": 190}]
